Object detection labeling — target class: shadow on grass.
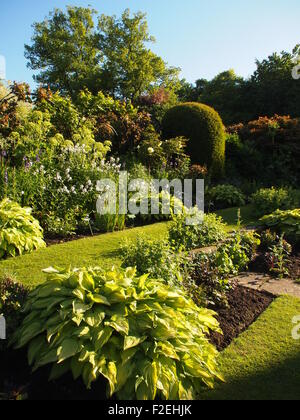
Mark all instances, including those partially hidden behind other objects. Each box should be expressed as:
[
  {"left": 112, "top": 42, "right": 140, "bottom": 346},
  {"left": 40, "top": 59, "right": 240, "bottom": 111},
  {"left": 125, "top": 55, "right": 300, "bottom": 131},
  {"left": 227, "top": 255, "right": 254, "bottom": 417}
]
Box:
[{"left": 204, "top": 352, "right": 300, "bottom": 400}]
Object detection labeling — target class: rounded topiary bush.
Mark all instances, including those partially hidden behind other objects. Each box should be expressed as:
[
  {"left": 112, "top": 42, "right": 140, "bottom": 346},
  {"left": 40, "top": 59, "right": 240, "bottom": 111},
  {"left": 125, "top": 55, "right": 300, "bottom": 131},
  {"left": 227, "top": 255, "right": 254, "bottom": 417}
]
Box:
[{"left": 162, "top": 103, "right": 226, "bottom": 178}]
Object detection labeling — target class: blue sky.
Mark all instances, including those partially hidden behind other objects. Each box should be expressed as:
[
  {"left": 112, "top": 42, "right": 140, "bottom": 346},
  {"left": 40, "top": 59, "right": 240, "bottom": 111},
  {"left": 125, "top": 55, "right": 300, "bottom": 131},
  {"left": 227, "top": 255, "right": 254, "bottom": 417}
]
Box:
[{"left": 1, "top": 0, "right": 300, "bottom": 87}]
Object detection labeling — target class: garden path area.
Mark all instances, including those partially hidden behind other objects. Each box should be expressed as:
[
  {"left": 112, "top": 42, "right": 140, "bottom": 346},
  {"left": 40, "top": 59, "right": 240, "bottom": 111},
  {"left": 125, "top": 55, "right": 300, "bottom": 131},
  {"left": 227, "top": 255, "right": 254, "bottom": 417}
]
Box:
[{"left": 235, "top": 272, "right": 300, "bottom": 298}]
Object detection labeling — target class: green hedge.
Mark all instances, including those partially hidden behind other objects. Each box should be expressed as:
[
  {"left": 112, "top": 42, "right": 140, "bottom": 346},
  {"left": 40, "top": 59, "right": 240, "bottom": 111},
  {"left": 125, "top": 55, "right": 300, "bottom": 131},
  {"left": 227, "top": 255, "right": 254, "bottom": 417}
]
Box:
[{"left": 162, "top": 102, "right": 226, "bottom": 178}]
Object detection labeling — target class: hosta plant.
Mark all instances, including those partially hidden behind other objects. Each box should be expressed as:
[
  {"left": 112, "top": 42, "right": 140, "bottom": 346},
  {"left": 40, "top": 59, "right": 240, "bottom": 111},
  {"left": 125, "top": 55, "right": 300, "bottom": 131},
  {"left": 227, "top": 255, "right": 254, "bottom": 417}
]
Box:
[
  {"left": 0, "top": 199, "right": 46, "bottom": 259},
  {"left": 13, "top": 266, "right": 222, "bottom": 400},
  {"left": 260, "top": 209, "right": 300, "bottom": 243}
]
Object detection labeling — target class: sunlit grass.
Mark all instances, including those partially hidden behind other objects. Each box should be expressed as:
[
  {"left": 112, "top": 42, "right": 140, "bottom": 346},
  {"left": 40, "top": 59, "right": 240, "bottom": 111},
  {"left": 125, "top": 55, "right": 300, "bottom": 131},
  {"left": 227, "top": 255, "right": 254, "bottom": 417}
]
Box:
[{"left": 203, "top": 295, "right": 300, "bottom": 400}]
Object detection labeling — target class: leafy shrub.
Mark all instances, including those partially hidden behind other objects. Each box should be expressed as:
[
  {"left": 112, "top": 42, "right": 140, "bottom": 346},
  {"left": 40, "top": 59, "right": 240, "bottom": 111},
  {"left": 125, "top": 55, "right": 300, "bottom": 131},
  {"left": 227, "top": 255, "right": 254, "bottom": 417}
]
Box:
[
  {"left": 13, "top": 266, "right": 222, "bottom": 400},
  {"left": 215, "top": 230, "right": 260, "bottom": 276},
  {"left": 206, "top": 185, "right": 246, "bottom": 210},
  {"left": 0, "top": 199, "right": 46, "bottom": 259},
  {"left": 252, "top": 187, "right": 299, "bottom": 217},
  {"left": 137, "top": 134, "right": 190, "bottom": 179},
  {"left": 190, "top": 230, "right": 260, "bottom": 308},
  {"left": 0, "top": 275, "right": 29, "bottom": 350},
  {"left": 259, "top": 229, "right": 279, "bottom": 252},
  {"left": 264, "top": 235, "right": 292, "bottom": 279},
  {"left": 169, "top": 209, "right": 228, "bottom": 251},
  {"left": 120, "top": 237, "right": 187, "bottom": 286},
  {"left": 162, "top": 102, "right": 226, "bottom": 178},
  {"left": 121, "top": 236, "right": 205, "bottom": 308},
  {"left": 129, "top": 190, "right": 185, "bottom": 225},
  {"left": 227, "top": 116, "right": 300, "bottom": 186},
  {"left": 260, "top": 209, "right": 300, "bottom": 243},
  {"left": 190, "top": 252, "right": 231, "bottom": 308}
]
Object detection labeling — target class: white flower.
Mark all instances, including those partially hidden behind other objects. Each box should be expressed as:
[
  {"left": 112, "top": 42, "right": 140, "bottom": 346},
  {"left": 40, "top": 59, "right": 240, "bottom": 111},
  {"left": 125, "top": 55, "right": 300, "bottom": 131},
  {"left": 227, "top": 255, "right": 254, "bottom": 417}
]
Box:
[
  {"left": 148, "top": 147, "right": 154, "bottom": 155},
  {"left": 55, "top": 173, "right": 62, "bottom": 182}
]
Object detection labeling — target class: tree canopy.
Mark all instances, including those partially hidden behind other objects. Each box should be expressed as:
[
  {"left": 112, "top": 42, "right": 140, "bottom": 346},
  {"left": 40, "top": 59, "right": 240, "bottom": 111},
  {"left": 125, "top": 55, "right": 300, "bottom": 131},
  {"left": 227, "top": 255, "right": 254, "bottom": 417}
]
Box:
[
  {"left": 25, "top": 7, "right": 180, "bottom": 101},
  {"left": 178, "top": 45, "right": 300, "bottom": 125}
]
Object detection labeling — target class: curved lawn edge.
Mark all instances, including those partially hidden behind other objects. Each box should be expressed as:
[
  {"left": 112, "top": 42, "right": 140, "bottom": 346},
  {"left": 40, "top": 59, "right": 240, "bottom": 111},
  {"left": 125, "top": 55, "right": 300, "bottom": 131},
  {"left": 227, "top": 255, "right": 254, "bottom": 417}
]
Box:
[{"left": 203, "top": 295, "right": 300, "bottom": 400}]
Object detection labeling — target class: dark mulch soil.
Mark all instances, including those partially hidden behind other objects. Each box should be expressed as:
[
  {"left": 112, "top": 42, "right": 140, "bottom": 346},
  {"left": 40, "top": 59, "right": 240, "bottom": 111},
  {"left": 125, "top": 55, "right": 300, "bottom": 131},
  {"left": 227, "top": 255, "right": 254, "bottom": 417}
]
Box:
[
  {"left": 45, "top": 234, "right": 93, "bottom": 246},
  {"left": 288, "top": 252, "right": 300, "bottom": 281},
  {"left": 249, "top": 250, "right": 300, "bottom": 281},
  {"left": 210, "top": 285, "right": 274, "bottom": 351}
]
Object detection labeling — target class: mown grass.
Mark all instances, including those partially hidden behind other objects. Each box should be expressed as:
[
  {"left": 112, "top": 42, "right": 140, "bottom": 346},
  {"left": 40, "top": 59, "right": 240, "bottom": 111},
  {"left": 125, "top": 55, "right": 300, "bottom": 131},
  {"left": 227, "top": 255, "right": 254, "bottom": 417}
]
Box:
[
  {"left": 0, "top": 222, "right": 169, "bottom": 287},
  {"left": 204, "top": 295, "right": 300, "bottom": 400},
  {"left": 216, "top": 204, "right": 259, "bottom": 231},
  {"left": 0, "top": 205, "right": 257, "bottom": 287}
]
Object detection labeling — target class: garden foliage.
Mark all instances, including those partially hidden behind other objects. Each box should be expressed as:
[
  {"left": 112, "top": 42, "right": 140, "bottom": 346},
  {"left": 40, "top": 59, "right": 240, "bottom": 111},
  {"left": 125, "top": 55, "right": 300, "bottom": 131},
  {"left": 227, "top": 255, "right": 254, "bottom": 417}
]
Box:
[
  {"left": 13, "top": 266, "right": 222, "bottom": 400},
  {"left": 0, "top": 275, "right": 29, "bottom": 350},
  {"left": 260, "top": 209, "right": 300, "bottom": 243},
  {"left": 169, "top": 209, "right": 228, "bottom": 251},
  {"left": 162, "top": 102, "right": 226, "bottom": 178},
  {"left": 0, "top": 199, "right": 46, "bottom": 259},
  {"left": 251, "top": 187, "right": 299, "bottom": 217},
  {"left": 206, "top": 184, "right": 246, "bottom": 210}
]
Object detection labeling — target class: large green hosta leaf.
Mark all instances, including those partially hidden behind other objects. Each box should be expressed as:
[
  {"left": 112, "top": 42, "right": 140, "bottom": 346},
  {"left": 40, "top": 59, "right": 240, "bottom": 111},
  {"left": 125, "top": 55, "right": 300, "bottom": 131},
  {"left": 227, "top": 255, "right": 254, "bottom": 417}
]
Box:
[
  {"left": 13, "top": 266, "right": 222, "bottom": 400},
  {"left": 0, "top": 198, "right": 46, "bottom": 259}
]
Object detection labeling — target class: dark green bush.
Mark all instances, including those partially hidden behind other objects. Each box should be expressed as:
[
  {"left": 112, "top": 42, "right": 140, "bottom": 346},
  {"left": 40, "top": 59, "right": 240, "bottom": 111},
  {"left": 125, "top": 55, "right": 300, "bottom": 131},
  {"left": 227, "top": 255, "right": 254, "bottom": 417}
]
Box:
[
  {"left": 206, "top": 184, "right": 246, "bottom": 210},
  {"left": 162, "top": 102, "right": 226, "bottom": 178}
]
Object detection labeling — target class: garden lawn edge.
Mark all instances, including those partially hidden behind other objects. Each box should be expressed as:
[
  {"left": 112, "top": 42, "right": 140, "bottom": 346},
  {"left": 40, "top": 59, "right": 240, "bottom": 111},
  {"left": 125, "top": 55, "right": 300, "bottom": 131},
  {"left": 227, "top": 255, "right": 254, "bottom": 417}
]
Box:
[{"left": 203, "top": 295, "right": 300, "bottom": 400}]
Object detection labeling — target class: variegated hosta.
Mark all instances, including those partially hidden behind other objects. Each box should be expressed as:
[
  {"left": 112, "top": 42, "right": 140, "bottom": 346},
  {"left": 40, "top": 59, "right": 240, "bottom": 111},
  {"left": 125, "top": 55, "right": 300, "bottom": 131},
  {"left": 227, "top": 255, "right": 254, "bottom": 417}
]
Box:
[
  {"left": 0, "top": 199, "right": 46, "bottom": 259},
  {"left": 13, "top": 266, "right": 222, "bottom": 400}
]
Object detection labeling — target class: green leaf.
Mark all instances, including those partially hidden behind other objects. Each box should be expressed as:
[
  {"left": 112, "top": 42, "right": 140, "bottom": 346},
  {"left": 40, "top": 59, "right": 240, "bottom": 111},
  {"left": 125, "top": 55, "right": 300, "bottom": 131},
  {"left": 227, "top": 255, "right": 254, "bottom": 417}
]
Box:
[
  {"left": 49, "top": 360, "right": 71, "bottom": 381},
  {"left": 95, "top": 327, "right": 113, "bottom": 351},
  {"left": 57, "top": 338, "right": 81, "bottom": 364},
  {"left": 124, "top": 335, "right": 146, "bottom": 350},
  {"left": 105, "top": 316, "right": 129, "bottom": 335},
  {"left": 87, "top": 293, "right": 111, "bottom": 306}
]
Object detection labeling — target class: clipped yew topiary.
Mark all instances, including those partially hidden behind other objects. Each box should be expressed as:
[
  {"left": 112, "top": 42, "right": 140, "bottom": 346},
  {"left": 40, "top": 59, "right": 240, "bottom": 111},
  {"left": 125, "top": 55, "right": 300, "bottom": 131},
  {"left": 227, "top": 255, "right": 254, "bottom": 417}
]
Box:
[{"left": 162, "top": 103, "right": 226, "bottom": 178}]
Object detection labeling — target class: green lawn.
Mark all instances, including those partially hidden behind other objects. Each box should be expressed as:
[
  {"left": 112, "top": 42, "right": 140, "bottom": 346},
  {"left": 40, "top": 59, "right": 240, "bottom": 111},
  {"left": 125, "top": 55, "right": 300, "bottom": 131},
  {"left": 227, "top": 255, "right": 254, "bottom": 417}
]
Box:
[
  {"left": 0, "top": 222, "right": 169, "bottom": 287},
  {"left": 216, "top": 204, "right": 259, "bottom": 231},
  {"left": 204, "top": 295, "right": 300, "bottom": 400},
  {"left": 0, "top": 205, "right": 257, "bottom": 287}
]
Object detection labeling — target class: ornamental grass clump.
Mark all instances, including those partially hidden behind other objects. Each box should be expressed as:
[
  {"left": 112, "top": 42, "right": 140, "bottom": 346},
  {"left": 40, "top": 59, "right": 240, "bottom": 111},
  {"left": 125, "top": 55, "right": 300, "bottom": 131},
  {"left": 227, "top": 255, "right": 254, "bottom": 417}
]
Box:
[
  {"left": 0, "top": 199, "right": 46, "bottom": 259},
  {"left": 13, "top": 266, "right": 222, "bottom": 400}
]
